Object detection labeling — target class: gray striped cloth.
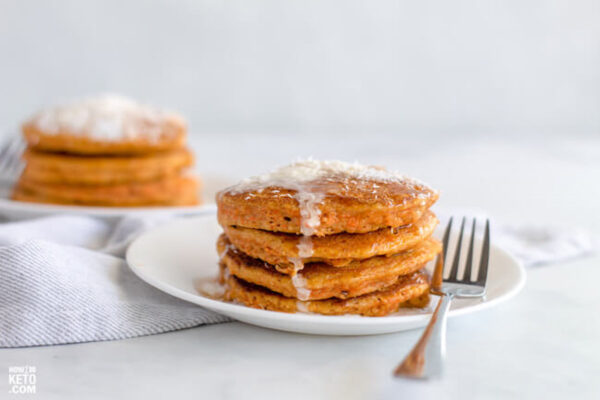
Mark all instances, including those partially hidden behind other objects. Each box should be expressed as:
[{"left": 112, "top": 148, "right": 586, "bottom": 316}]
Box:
[{"left": 0, "top": 215, "right": 230, "bottom": 348}]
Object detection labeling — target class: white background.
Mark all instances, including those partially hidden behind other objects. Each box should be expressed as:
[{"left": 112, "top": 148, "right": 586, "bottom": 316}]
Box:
[{"left": 0, "top": 0, "right": 599, "bottom": 136}]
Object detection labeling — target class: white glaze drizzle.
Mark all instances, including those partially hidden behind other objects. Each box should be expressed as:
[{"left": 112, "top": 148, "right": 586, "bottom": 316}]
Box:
[
  {"left": 288, "top": 257, "right": 304, "bottom": 272},
  {"left": 297, "top": 235, "right": 314, "bottom": 258},
  {"left": 296, "top": 301, "right": 310, "bottom": 313},
  {"left": 295, "top": 191, "right": 325, "bottom": 236},
  {"left": 291, "top": 273, "right": 311, "bottom": 301},
  {"left": 196, "top": 278, "right": 226, "bottom": 299},
  {"left": 290, "top": 189, "right": 323, "bottom": 300},
  {"left": 218, "top": 242, "right": 234, "bottom": 261},
  {"left": 288, "top": 257, "right": 310, "bottom": 300}
]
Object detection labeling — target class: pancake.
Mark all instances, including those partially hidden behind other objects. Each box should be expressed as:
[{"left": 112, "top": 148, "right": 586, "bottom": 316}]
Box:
[
  {"left": 218, "top": 235, "right": 441, "bottom": 300},
  {"left": 23, "top": 127, "right": 185, "bottom": 156},
  {"left": 20, "top": 148, "right": 194, "bottom": 185},
  {"left": 22, "top": 95, "right": 186, "bottom": 155},
  {"left": 223, "top": 270, "right": 430, "bottom": 316},
  {"left": 12, "top": 175, "right": 200, "bottom": 206},
  {"left": 217, "top": 160, "right": 438, "bottom": 236},
  {"left": 223, "top": 210, "right": 438, "bottom": 269}
]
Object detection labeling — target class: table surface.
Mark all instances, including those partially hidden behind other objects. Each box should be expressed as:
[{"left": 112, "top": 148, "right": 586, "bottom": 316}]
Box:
[{"left": 2, "top": 132, "right": 599, "bottom": 399}]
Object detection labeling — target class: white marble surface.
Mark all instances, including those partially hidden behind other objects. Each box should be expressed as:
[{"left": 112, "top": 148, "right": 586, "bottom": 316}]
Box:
[{"left": 1, "top": 133, "right": 599, "bottom": 399}]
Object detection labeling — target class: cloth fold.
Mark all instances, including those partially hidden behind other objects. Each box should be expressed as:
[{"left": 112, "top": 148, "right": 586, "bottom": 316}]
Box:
[
  {"left": 494, "top": 224, "right": 598, "bottom": 267},
  {"left": 0, "top": 214, "right": 597, "bottom": 348},
  {"left": 0, "top": 215, "right": 230, "bottom": 348}
]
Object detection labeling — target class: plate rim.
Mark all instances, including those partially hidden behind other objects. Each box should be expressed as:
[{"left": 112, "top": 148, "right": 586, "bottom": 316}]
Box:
[
  {"left": 126, "top": 213, "right": 527, "bottom": 329},
  {"left": 0, "top": 196, "right": 216, "bottom": 217}
]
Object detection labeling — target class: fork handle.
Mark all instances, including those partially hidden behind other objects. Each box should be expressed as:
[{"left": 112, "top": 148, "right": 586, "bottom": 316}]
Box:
[{"left": 394, "top": 293, "right": 453, "bottom": 379}]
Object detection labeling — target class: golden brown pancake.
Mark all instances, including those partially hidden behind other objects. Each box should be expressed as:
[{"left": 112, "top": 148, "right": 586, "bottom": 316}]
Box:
[
  {"left": 217, "top": 176, "right": 437, "bottom": 236},
  {"left": 215, "top": 160, "right": 438, "bottom": 315},
  {"left": 14, "top": 96, "right": 200, "bottom": 208},
  {"left": 223, "top": 270, "right": 430, "bottom": 316},
  {"left": 20, "top": 148, "right": 194, "bottom": 185},
  {"left": 218, "top": 235, "right": 441, "bottom": 300},
  {"left": 22, "top": 119, "right": 186, "bottom": 156},
  {"left": 223, "top": 211, "right": 438, "bottom": 269},
  {"left": 12, "top": 175, "right": 200, "bottom": 207}
]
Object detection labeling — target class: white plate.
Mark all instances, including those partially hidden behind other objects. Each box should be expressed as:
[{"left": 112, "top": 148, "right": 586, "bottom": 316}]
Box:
[
  {"left": 126, "top": 213, "right": 526, "bottom": 335},
  {"left": 0, "top": 183, "right": 216, "bottom": 220}
]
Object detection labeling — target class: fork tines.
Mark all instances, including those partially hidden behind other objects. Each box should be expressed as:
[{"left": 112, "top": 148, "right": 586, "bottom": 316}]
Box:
[{"left": 443, "top": 217, "right": 490, "bottom": 287}]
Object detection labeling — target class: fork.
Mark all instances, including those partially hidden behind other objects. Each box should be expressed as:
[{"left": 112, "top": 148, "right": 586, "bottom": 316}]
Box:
[
  {"left": 0, "top": 135, "right": 25, "bottom": 183},
  {"left": 394, "top": 217, "right": 490, "bottom": 379}
]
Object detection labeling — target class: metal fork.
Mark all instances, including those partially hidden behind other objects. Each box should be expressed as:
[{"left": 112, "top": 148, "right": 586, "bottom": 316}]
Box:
[
  {"left": 0, "top": 135, "right": 25, "bottom": 183},
  {"left": 394, "top": 217, "right": 490, "bottom": 379}
]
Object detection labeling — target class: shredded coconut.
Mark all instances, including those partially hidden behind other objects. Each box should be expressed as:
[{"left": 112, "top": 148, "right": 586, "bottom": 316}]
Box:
[
  {"left": 29, "top": 94, "right": 184, "bottom": 141},
  {"left": 229, "top": 159, "right": 417, "bottom": 193}
]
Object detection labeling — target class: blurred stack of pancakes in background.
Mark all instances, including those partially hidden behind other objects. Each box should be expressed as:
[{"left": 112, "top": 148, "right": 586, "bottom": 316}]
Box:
[
  {"left": 12, "top": 95, "right": 200, "bottom": 207},
  {"left": 214, "top": 160, "right": 441, "bottom": 316}
]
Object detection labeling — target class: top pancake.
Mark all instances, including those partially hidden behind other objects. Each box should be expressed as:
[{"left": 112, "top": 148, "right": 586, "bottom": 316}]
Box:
[
  {"left": 217, "top": 160, "right": 438, "bottom": 236},
  {"left": 23, "top": 95, "right": 186, "bottom": 155}
]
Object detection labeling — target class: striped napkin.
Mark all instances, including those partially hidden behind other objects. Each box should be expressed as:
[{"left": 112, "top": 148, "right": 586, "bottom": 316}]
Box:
[{"left": 0, "top": 215, "right": 230, "bottom": 348}]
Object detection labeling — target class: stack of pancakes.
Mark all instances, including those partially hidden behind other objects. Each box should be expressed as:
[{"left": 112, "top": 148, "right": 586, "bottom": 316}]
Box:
[
  {"left": 216, "top": 160, "right": 440, "bottom": 316},
  {"left": 12, "top": 95, "right": 199, "bottom": 207}
]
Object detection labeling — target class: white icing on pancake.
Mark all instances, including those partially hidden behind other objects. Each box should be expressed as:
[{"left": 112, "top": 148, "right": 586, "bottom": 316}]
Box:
[{"left": 29, "top": 94, "right": 184, "bottom": 141}]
